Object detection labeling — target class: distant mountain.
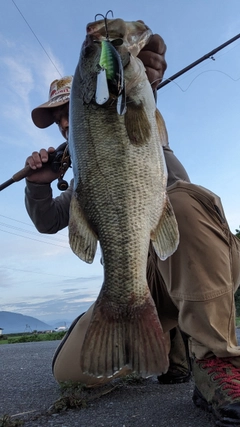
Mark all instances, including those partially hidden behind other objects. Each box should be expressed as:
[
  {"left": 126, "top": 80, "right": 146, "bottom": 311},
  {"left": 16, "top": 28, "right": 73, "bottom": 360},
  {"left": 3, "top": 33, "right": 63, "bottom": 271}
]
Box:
[{"left": 0, "top": 311, "right": 53, "bottom": 334}]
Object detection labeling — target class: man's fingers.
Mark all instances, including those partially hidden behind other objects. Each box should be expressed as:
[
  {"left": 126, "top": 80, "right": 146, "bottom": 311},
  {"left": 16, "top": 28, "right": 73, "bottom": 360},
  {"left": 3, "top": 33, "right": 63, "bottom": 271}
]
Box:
[
  {"left": 141, "top": 34, "right": 167, "bottom": 56},
  {"left": 25, "top": 147, "right": 56, "bottom": 170},
  {"left": 39, "top": 149, "right": 49, "bottom": 163}
]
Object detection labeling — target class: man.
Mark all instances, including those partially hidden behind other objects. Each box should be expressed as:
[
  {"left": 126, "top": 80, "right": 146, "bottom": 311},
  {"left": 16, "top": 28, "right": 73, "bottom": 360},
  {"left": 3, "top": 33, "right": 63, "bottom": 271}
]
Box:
[{"left": 25, "top": 33, "right": 240, "bottom": 425}]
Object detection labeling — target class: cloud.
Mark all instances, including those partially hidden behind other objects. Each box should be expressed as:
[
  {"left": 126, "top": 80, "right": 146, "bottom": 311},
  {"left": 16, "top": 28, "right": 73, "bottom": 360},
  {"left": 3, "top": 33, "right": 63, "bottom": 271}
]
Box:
[
  {"left": 1, "top": 290, "right": 98, "bottom": 322},
  {"left": 62, "top": 275, "right": 103, "bottom": 284},
  {"left": 0, "top": 33, "right": 15, "bottom": 48},
  {"left": 0, "top": 33, "right": 64, "bottom": 99},
  {"left": 0, "top": 270, "right": 14, "bottom": 288},
  {"left": 0, "top": 33, "right": 65, "bottom": 150},
  {"left": 3, "top": 57, "right": 33, "bottom": 101}
]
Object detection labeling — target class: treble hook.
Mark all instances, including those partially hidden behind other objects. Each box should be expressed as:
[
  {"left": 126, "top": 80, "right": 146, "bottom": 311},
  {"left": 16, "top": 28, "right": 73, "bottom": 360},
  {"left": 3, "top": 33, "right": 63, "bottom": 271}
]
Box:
[{"left": 94, "top": 10, "right": 114, "bottom": 40}]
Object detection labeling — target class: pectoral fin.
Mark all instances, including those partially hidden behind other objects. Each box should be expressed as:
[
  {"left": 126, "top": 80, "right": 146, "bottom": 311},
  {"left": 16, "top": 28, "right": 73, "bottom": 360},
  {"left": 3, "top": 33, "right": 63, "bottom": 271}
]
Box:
[
  {"left": 151, "top": 196, "right": 179, "bottom": 261},
  {"left": 125, "top": 100, "right": 151, "bottom": 145},
  {"left": 155, "top": 109, "right": 168, "bottom": 147},
  {"left": 69, "top": 194, "right": 98, "bottom": 263}
]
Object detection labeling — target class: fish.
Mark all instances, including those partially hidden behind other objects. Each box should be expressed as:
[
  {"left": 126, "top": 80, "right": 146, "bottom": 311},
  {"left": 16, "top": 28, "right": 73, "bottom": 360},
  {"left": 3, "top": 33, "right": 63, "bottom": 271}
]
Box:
[{"left": 68, "top": 17, "right": 179, "bottom": 379}]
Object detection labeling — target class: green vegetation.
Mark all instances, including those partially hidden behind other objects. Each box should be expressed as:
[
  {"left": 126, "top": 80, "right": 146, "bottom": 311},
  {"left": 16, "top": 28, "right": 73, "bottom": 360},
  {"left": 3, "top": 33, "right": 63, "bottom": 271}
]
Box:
[
  {"left": 49, "top": 374, "right": 143, "bottom": 414},
  {"left": 236, "top": 317, "right": 240, "bottom": 327},
  {"left": 0, "top": 331, "right": 66, "bottom": 345},
  {"left": 49, "top": 381, "right": 89, "bottom": 412},
  {"left": 0, "top": 414, "right": 23, "bottom": 427},
  {"left": 235, "top": 291, "right": 240, "bottom": 318},
  {"left": 118, "top": 373, "right": 144, "bottom": 384}
]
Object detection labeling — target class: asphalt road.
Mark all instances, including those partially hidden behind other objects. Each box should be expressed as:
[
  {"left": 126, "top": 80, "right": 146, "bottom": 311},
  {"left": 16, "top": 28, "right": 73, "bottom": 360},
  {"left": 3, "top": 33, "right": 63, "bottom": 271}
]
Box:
[{"left": 0, "top": 339, "right": 223, "bottom": 427}]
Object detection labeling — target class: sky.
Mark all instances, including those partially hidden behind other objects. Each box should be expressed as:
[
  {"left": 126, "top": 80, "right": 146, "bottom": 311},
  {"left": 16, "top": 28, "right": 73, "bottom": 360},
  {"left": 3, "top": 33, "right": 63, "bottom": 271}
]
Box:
[{"left": 0, "top": 0, "right": 240, "bottom": 324}]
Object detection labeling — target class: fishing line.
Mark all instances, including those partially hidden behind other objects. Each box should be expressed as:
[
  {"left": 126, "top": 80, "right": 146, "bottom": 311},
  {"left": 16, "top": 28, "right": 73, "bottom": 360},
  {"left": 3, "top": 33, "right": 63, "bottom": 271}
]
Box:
[
  {"left": 151, "top": 69, "right": 240, "bottom": 94},
  {"left": 0, "top": 213, "right": 67, "bottom": 238},
  {"left": 153, "top": 40, "right": 240, "bottom": 94},
  {"left": 11, "top": 0, "right": 62, "bottom": 77},
  {"left": 0, "top": 228, "right": 68, "bottom": 248},
  {"left": 122, "top": 68, "right": 240, "bottom": 109},
  {"left": 2, "top": 265, "right": 77, "bottom": 279},
  {"left": 170, "top": 70, "right": 240, "bottom": 93},
  {"left": 157, "top": 33, "right": 240, "bottom": 90},
  {"left": 0, "top": 221, "right": 67, "bottom": 244},
  {"left": 0, "top": 226, "right": 102, "bottom": 255}
]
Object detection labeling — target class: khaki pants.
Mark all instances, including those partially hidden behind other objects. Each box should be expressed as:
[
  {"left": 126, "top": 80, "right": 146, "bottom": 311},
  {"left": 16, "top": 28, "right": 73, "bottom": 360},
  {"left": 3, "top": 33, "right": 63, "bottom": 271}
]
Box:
[
  {"left": 153, "top": 181, "right": 240, "bottom": 365},
  {"left": 53, "top": 181, "right": 240, "bottom": 382}
]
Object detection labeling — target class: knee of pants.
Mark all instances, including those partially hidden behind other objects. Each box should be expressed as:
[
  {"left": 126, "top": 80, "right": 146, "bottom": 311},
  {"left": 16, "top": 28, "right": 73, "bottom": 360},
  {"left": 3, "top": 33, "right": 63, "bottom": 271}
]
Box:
[{"left": 158, "top": 187, "right": 239, "bottom": 301}]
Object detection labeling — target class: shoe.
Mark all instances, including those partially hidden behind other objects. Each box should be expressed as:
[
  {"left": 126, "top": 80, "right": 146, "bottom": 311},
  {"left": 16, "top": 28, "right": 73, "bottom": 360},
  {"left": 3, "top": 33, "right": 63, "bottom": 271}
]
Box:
[
  {"left": 158, "top": 327, "right": 192, "bottom": 384},
  {"left": 192, "top": 357, "right": 240, "bottom": 426},
  {"left": 157, "top": 363, "right": 191, "bottom": 384}
]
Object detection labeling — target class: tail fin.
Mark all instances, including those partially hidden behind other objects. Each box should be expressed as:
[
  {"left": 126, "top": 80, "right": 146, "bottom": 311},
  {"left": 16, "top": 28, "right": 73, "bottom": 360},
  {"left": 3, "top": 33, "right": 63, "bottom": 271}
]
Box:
[{"left": 80, "top": 292, "right": 169, "bottom": 378}]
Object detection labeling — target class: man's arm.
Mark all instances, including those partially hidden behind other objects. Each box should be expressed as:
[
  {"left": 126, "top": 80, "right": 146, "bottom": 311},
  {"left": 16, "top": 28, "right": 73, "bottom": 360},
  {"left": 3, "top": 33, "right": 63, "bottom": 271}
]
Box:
[
  {"left": 25, "top": 179, "right": 73, "bottom": 233},
  {"left": 163, "top": 146, "right": 190, "bottom": 187},
  {"left": 24, "top": 146, "right": 72, "bottom": 233}
]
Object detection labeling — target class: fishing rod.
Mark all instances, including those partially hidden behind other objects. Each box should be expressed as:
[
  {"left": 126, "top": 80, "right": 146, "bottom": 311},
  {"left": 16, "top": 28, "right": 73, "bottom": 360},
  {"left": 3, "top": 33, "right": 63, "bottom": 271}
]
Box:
[
  {"left": 157, "top": 33, "right": 240, "bottom": 90},
  {"left": 1, "top": 34, "right": 239, "bottom": 192}
]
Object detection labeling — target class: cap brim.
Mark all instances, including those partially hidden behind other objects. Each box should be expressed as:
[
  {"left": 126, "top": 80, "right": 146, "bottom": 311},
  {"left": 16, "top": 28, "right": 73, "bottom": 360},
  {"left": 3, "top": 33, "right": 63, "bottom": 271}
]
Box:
[{"left": 31, "top": 98, "right": 69, "bottom": 129}]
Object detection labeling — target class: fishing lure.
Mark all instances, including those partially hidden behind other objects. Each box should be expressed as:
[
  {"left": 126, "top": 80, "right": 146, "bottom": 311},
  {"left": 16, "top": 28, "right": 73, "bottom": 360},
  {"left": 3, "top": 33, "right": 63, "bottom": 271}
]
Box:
[
  {"left": 96, "top": 39, "right": 126, "bottom": 114},
  {"left": 94, "top": 10, "right": 126, "bottom": 114},
  {"left": 99, "top": 39, "right": 121, "bottom": 81}
]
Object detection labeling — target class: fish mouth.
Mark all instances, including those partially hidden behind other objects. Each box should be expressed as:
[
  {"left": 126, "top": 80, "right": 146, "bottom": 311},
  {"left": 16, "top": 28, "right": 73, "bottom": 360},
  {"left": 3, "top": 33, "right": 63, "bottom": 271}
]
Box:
[
  {"left": 82, "top": 34, "right": 99, "bottom": 54},
  {"left": 85, "top": 18, "right": 152, "bottom": 56},
  {"left": 82, "top": 34, "right": 128, "bottom": 69},
  {"left": 83, "top": 34, "right": 123, "bottom": 50},
  {"left": 86, "top": 18, "right": 126, "bottom": 41},
  {"left": 81, "top": 19, "right": 152, "bottom": 110}
]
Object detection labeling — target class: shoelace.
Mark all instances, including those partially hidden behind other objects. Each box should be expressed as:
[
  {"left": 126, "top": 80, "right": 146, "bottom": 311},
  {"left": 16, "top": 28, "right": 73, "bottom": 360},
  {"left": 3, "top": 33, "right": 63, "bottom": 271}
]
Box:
[{"left": 197, "top": 357, "right": 240, "bottom": 399}]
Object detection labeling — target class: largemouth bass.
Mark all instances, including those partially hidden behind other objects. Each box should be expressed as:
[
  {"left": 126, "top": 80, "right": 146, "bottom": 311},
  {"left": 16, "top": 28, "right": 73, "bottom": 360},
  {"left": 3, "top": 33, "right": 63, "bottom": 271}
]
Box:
[{"left": 68, "top": 18, "right": 179, "bottom": 378}]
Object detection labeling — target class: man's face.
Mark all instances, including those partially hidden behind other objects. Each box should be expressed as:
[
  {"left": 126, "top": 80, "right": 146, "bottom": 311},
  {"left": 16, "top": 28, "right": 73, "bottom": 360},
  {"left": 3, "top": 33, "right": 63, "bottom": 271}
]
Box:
[{"left": 52, "top": 103, "right": 69, "bottom": 140}]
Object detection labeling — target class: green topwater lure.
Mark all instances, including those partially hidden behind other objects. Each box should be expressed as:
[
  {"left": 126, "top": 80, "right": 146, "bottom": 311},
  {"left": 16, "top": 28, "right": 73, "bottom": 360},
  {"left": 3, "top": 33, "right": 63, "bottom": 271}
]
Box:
[{"left": 96, "top": 39, "right": 126, "bottom": 115}]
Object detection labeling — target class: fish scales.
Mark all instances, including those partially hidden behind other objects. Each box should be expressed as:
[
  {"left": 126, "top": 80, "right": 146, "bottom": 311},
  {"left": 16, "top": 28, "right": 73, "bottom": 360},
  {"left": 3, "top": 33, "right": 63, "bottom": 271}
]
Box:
[
  {"left": 68, "top": 18, "right": 179, "bottom": 378},
  {"left": 71, "top": 109, "right": 164, "bottom": 297}
]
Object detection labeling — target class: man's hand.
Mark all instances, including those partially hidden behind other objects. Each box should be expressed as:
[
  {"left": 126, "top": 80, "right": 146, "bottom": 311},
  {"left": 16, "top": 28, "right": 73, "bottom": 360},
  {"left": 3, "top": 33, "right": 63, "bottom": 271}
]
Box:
[
  {"left": 138, "top": 34, "right": 167, "bottom": 90},
  {"left": 25, "top": 147, "right": 60, "bottom": 184}
]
